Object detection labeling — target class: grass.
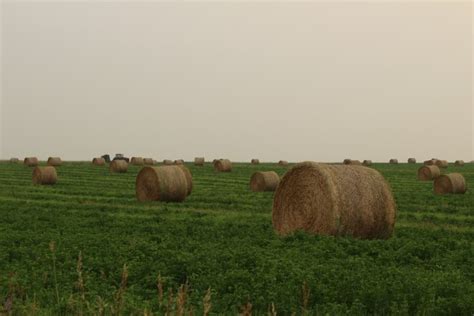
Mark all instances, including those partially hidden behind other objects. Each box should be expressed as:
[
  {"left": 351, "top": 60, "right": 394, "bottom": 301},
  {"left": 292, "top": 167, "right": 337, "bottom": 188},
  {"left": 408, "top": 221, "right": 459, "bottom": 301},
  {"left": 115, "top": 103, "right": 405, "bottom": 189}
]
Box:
[{"left": 0, "top": 161, "right": 473, "bottom": 315}]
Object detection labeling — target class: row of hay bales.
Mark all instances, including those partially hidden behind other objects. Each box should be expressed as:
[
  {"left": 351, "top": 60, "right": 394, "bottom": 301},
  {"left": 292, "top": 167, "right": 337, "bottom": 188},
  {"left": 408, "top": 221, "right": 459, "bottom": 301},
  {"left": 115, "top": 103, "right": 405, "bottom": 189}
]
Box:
[
  {"left": 417, "top": 164, "right": 467, "bottom": 194},
  {"left": 20, "top": 157, "right": 62, "bottom": 167}
]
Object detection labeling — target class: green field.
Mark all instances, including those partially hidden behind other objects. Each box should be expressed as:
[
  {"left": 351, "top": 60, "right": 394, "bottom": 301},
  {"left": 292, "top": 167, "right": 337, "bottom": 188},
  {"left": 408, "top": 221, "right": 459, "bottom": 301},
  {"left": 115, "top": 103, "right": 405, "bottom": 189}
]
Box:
[{"left": 0, "top": 161, "right": 473, "bottom": 315}]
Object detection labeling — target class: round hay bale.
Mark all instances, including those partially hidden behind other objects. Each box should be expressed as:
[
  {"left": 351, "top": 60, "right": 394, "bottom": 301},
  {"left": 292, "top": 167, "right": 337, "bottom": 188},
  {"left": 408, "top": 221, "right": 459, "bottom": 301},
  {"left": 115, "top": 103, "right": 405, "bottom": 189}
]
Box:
[
  {"left": 110, "top": 160, "right": 128, "bottom": 173},
  {"left": 389, "top": 159, "right": 398, "bottom": 164},
  {"left": 10, "top": 158, "right": 19, "bottom": 163},
  {"left": 47, "top": 157, "right": 62, "bottom": 166},
  {"left": 174, "top": 159, "right": 184, "bottom": 165},
  {"left": 435, "top": 160, "right": 448, "bottom": 168},
  {"left": 214, "top": 159, "right": 232, "bottom": 172},
  {"left": 434, "top": 173, "right": 467, "bottom": 194},
  {"left": 251, "top": 159, "right": 260, "bottom": 165},
  {"left": 250, "top": 171, "right": 280, "bottom": 192},
  {"left": 24, "top": 157, "right": 39, "bottom": 167},
  {"left": 272, "top": 162, "right": 396, "bottom": 239},
  {"left": 424, "top": 159, "right": 437, "bottom": 166},
  {"left": 163, "top": 159, "right": 173, "bottom": 165},
  {"left": 278, "top": 160, "right": 289, "bottom": 166},
  {"left": 343, "top": 159, "right": 361, "bottom": 165},
  {"left": 177, "top": 165, "right": 193, "bottom": 196},
  {"left": 32, "top": 166, "right": 57, "bottom": 185},
  {"left": 131, "top": 157, "right": 144, "bottom": 165},
  {"left": 194, "top": 157, "right": 205, "bottom": 166},
  {"left": 136, "top": 166, "right": 188, "bottom": 202},
  {"left": 92, "top": 157, "right": 105, "bottom": 166},
  {"left": 362, "top": 160, "right": 372, "bottom": 166},
  {"left": 408, "top": 158, "right": 416, "bottom": 163},
  {"left": 417, "top": 165, "right": 441, "bottom": 181},
  {"left": 454, "top": 160, "right": 464, "bottom": 167},
  {"left": 143, "top": 158, "right": 154, "bottom": 165}
]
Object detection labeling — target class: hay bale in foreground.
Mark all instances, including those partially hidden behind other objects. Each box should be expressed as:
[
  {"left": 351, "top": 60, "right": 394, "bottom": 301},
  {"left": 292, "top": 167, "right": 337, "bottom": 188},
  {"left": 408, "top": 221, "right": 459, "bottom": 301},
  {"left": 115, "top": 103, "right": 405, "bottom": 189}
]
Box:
[
  {"left": 250, "top": 171, "right": 280, "bottom": 192},
  {"left": 435, "top": 160, "right": 448, "bottom": 168},
  {"left": 174, "top": 159, "right": 184, "bottom": 165},
  {"left": 163, "top": 159, "right": 173, "bottom": 165},
  {"left": 408, "top": 158, "right": 416, "bottom": 163},
  {"left": 278, "top": 160, "right": 289, "bottom": 166},
  {"left": 47, "top": 157, "right": 62, "bottom": 166},
  {"left": 417, "top": 165, "right": 440, "bottom": 181},
  {"left": 10, "top": 158, "right": 19, "bottom": 163},
  {"left": 32, "top": 166, "right": 57, "bottom": 185},
  {"left": 272, "top": 162, "right": 396, "bottom": 239},
  {"left": 194, "top": 157, "right": 205, "bottom": 166},
  {"left": 454, "top": 160, "right": 464, "bottom": 167},
  {"left": 214, "top": 159, "right": 232, "bottom": 172},
  {"left": 92, "top": 157, "right": 105, "bottom": 166},
  {"left": 251, "top": 159, "right": 260, "bottom": 165},
  {"left": 343, "top": 159, "right": 361, "bottom": 165},
  {"left": 434, "top": 173, "right": 466, "bottom": 195},
  {"left": 143, "top": 158, "right": 154, "bottom": 165},
  {"left": 136, "top": 166, "right": 189, "bottom": 202},
  {"left": 131, "top": 157, "right": 144, "bottom": 165},
  {"left": 24, "top": 157, "right": 39, "bottom": 167},
  {"left": 177, "top": 165, "right": 193, "bottom": 196},
  {"left": 362, "top": 160, "right": 372, "bottom": 166},
  {"left": 389, "top": 159, "right": 398, "bottom": 164},
  {"left": 110, "top": 160, "right": 128, "bottom": 173}
]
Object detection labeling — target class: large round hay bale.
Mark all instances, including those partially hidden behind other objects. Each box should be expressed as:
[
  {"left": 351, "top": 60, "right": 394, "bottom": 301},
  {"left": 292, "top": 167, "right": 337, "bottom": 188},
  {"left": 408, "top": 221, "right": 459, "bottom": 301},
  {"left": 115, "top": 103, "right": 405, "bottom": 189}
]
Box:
[
  {"left": 408, "top": 158, "right": 416, "bottom": 163},
  {"left": 136, "top": 166, "right": 188, "bottom": 202},
  {"left": 389, "top": 159, "right": 398, "bottom": 164},
  {"left": 32, "top": 166, "right": 57, "bottom": 185},
  {"left": 110, "top": 160, "right": 128, "bottom": 173},
  {"left": 177, "top": 165, "right": 193, "bottom": 196},
  {"left": 174, "top": 159, "right": 184, "bottom": 165},
  {"left": 424, "top": 159, "right": 437, "bottom": 166},
  {"left": 47, "top": 157, "right": 62, "bottom": 166},
  {"left": 10, "top": 158, "right": 19, "bottom": 163},
  {"left": 131, "top": 157, "right": 144, "bottom": 165},
  {"left": 214, "top": 159, "right": 232, "bottom": 172},
  {"left": 272, "top": 162, "right": 396, "bottom": 239},
  {"left": 435, "top": 160, "right": 448, "bottom": 168},
  {"left": 194, "top": 157, "right": 205, "bottom": 166},
  {"left": 251, "top": 159, "right": 260, "bottom": 165},
  {"left": 250, "top": 171, "right": 280, "bottom": 192},
  {"left": 434, "top": 173, "right": 467, "bottom": 194},
  {"left": 143, "top": 158, "right": 154, "bottom": 165},
  {"left": 362, "top": 160, "right": 372, "bottom": 166},
  {"left": 278, "top": 160, "right": 289, "bottom": 166},
  {"left": 417, "top": 165, "right": 440, "bottom": 181},
  {"left": 92, "top": 157, "right": 105, "bottom": 166},
  {"left": 454, "top": 160, "right": 464, "bottom": 167},
  {"left": 24, "top": 157, "right": 39, "bottom": 167},
  {"left": 343, "top": 159, "right": 361, "bottom": 165},
  {"left": 163, "top": 159, "right": 173, "bottom": 165}
]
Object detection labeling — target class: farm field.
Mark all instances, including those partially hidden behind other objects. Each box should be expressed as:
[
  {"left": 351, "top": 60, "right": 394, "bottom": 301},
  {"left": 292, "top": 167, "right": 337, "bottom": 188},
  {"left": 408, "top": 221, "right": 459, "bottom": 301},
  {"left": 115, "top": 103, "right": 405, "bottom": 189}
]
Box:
[{"left": 0, "top": 161, "right": 473, "bottom": 315}]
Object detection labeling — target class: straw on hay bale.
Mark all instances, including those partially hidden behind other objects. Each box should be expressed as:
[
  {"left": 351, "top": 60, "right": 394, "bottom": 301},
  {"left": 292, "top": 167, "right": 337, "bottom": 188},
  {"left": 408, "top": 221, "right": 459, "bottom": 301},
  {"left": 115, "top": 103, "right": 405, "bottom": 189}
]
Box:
[
  {"left": 163, "top": 159, "right": 173, "bottom": 165},
  {"left": 32, "top": 166, "right": 57, "bottom": 185},
  {"left": 278, "top": 160, "right": 289, "bottom": 166},
  {"left": 343, "top": 159, "right": 361, "bottom": 165},
  {"left": 177, "top": 165, "right": 193, "bottom": 196},
  {"left": 434, "top": 173, "right": 467, "bottom": 195},
  {"left": 362, "top": 160, "right": 372, "bottom": 166},
  {"left": 10, "top": 158, "right": 19, "bottom": 163},
  {"left": 130, "top": 157, "right": 144, "bottom": 165},
  {"left": 136, "top": 166, "right": 189, "bottom": 202},
  {"left": 214, "top": 159, "right": 232, "bottom": 172},
  {"left": 143, "top": 158, "right": 154, "bottom": 165},
  {"left": 251, "top": 159, "right": 260, "bottom": 165},
  {"left": 250, "top": 171, "right": 280, "bottom": 192},
  {"left": 389, "top": 159, "right": 398, "bottom": 164},
  {"left": 110, "top": 160, "right": 128, "bottom": 173},
  {"left": 174, "top": 159, "right": 184, "bottom": 165},
  {"left": 408, "top": 158, "right": 416, "bottom": 163},
  {"left": 435, "top": 160, "right": 448, "bottom": 168},
  {"left": 92, "top": 157, "right": 105, "bottom": 166},
  {"left": 272, "top": 162, "right": 396, "bottom": 239},
  {"left": 47, "top": 157, "right": 62, "bottom": 166},
  {"left": 194, "top": 157, "right": 205, "bottom": 166},
  {"left": 454, "top": 160, "right": 464, "bottom": 167},
  {"left": 24, "top": 157, "right": 39, "bottom": 167},
  {"left": 417, "top": 165, "right": 440, "bottom": 181}
]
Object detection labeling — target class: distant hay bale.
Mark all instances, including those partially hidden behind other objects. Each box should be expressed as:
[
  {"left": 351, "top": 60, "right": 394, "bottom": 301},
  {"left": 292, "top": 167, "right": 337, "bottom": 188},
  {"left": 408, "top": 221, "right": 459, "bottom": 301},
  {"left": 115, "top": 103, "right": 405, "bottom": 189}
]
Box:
[
  {"left": 177, "top": 165, "right": 193, "bottom": 196},
  {"left": 194, "top": 157, "right": 205, "bottom": 166},
  {"left": 10, "top": 158, "right": 19, "bottom": 163},
  {"left": 251, "top": 159, "right": 260, "bottom": 165},
  {"left": 343, "top": 159, "right": 361, "bottom": 165},
  {"left": 250, "top": 171, "right": 280, "bottom": 192},
  {"left": 362, "top": 160, "right": 372, "bottom": 166},
  {"left": 278, "top": 160, "right": 289, "bottom": 166},
  {"left": 135, "top": 166, "right": 189, "bottom": 202},
  {"left": 434, "top": 173, "right": 467, "bottom": 195},
  {"left": 417, "top": 165, "right": 441, "bottom": 181},
  {"left": 424, "top": 159, "right": 437, "bottom": 166},
  {"left": 214, "top": 159, "right": 232, "bottom": 172},
  {"left": 131, "top": 157, "right": 144, "bottom": 165},
  {"left": 24, "top": 157, "right": 39, "bottom": 167},
  {"left": 163, "top": 159, "right": 173, "bottom": 165},
  {"left": 174, "top": 159, "right": 184, "bottom": 165},
  {"left": 272, "top": 162, "right": 396, "bottom": 239},
  {"left": 110, "top": 160, "right": 128, "bottom": 173},
  {"left": 435, "top": 160, "right": 448, "bottom": 168},
  {"left": 408, "top": 158, "right": 416, "bottom": 163},
  {"left": 32, "top": 166, "right": 57, "bottom": 185},
  {"left": 143, "top": 158, "right": 154, "bottom": 165},
  {"left": 47, "top": 157, "right": 62, "bottom": 166},
  {"left": 389, "top": 159, "right": 398, "bottom": 164},
  {"left": 92, "top": 157, "right": 105, "bottom": 166},
  {"left": 454, "top": 160, "right": 464, "bottom": 167}
]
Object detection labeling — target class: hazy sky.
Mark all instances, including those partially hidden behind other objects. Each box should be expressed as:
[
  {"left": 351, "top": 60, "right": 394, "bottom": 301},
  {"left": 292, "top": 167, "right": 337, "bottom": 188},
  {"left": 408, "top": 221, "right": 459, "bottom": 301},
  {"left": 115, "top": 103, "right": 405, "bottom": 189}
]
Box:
[{"left": 1, "top": 1, "right": 473, "bottom": 162}]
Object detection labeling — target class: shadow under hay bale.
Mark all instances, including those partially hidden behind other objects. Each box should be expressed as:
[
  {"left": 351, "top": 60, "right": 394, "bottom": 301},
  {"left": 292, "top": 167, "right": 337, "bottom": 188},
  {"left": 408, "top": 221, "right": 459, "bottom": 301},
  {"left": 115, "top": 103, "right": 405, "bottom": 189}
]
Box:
[
  {"left": 434, "top": 173, "right": 466, "bottom": 195},
  {"left": 136, "top": 166, "right": 190, "bottom": 202},
  {"left": 250, "top": 171, "right": 280, "bottom": 192},
  {"left": 32, "top": 166, "right": 57, "bottom": 185},
  {"left": 417, "top": 165, "right": 440, "bottom": 181}
]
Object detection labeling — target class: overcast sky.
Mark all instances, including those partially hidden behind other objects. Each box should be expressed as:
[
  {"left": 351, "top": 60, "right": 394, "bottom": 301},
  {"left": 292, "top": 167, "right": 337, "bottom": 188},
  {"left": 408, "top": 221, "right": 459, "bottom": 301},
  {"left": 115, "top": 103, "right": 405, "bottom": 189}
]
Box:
[{"left": 1, "top": 1, "right": 472, "bottom": 162}]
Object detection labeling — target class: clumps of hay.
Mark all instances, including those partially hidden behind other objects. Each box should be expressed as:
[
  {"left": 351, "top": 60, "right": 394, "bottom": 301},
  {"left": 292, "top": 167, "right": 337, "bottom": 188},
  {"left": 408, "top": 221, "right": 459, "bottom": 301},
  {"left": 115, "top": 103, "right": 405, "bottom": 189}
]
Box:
[
  {"left": 131, "top": 157, "right": 144, "bottom": 166},
  {"left": 143, "top": 158, "right": 154, "bottom": 165},
  {"left": 110, "top": 160, "right": 128, "bottom": 173},
  {"left": 47, "top": 157, "right": 62, "bottom": 166},
  {"left": 417, "top": 165, "right": 440, "bottom": 181},
  {"left": 214, "top": 159, "right": 232, "bottom": 172},
  {"left": 10, "top": 158, "right": 19, "bottom": 163},
  {"left": 272, "top": 162, "right": 396, "bottom": 239},
  {"left": 194, "top": 157, "right": 205, "bottom": 166},
  {"left": 278, "top": 160, "right": 289, "bottom": 166},
  {"left": 434, "top": 173, "right": 467, "bottom": 194},
  {"left": 408, "top": 158, "right": 416, "bottom": 163},
  {"left": 92, "top": 157, "right": 105, "bottom": 166},
  {"left": 136, "top": 165, "right": 191, "bottom": 202},
  {"left": 24, "top": 157, "right": 39, "bottom": 167},
  {"left": 32, "top": 166, "right": 57, "bottom": 185},
  {"left": 174, "top": 159, "right": 184, "bottom": 165},
  {"left": 454, "top": 160, "right": 464, "bottom": 167},
  {"left": 251, "top": 159, "right": 260, "bottom": 165},
  {"left": 389, "top": 159, "right": 398, "bottom": 164},
  {"left": 163, "top": 159, "right": 173, "bottom": 165},
  {"left": 343, "top": 159, "right": 361, "bottom": 165},
  {"left": 362, "top": 160, "right": 372, "bottom": 166},
  {"left": 435, "top": 160, "right": 448, "bottom": 168},
  {"left": 250, "top": 171, "right": 280, "bottom": 192}
]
